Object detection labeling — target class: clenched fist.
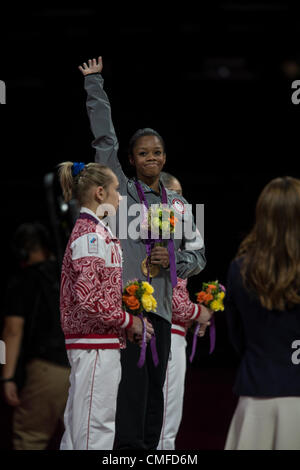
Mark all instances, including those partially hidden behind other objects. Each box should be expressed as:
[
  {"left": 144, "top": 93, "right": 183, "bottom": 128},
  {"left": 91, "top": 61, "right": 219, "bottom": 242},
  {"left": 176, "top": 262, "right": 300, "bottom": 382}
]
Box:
[{"left": 150, "top": 246, "right": 170, "bottom": 269}]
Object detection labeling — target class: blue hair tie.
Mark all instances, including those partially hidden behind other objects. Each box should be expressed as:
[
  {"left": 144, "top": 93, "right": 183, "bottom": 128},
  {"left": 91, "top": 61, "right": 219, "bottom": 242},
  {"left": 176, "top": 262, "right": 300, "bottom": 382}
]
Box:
[{"left": 72, "top": 162, "right": 85, "bottom": 176}]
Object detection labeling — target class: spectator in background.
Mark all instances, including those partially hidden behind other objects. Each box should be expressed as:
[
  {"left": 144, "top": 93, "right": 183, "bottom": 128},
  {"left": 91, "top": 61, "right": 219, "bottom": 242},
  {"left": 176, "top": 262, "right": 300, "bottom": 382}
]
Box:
[
  {"left": 0, "top": 223, "right": 70, "bottom": 450},
  {"left": 225, "top": 176, "right": 300, "bottom": 450}
]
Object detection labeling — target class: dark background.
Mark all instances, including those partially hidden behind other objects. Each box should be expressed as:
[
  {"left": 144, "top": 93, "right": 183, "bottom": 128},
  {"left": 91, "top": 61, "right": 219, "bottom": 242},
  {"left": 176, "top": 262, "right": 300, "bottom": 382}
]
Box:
[{"left": 0, "top": 1, "right": 300, "bottom": 450}]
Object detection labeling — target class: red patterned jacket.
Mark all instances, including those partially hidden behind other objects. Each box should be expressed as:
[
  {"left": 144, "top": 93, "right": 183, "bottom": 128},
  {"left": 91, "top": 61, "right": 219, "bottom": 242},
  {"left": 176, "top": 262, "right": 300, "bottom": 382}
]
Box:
[
  {"left": 60, "top": 207, "right": 133, "bottom": 350},
  {"left": 171, "top": 278, "right": 201, "bottom": 337}
]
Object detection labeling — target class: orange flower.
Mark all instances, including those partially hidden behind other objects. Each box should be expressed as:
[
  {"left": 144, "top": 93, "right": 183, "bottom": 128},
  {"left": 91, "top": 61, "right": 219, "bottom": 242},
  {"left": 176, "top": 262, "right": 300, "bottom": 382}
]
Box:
[
  {"left": 207, "top": 284, "right": 217, "bottom": 291},
  {"left": 122, "top": 295, "right": 140, "bottom": 310},
  {"left": 170, "top": 215, "right": 178, "bottom": 226},
  {"left": 126, "top": 284, "right": 139, "bottom": 296},
  {"left": 203, "top": 293, "right": 213, "bottom": 304},
  {"left": 197, "top": 291, "right": 206, "bottom": 303}
]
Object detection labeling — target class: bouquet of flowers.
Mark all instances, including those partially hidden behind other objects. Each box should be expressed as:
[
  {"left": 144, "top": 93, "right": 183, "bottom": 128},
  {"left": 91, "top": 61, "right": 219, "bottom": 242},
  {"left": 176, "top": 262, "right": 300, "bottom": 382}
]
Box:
[
  {"left": 122, "top": 279, "right": 158, "bottom": 367},
  {"left": 147, "top": 203, "right": 178, "bottom": 238},
  {"left": 122, "top": 280, "right": 157, "bottom": 314},
  {"left": 190, "top": 280, "right": 226, "bottom": 362},
  {"left": 196, "top": 280, "right": 226, "bottom": 312}
]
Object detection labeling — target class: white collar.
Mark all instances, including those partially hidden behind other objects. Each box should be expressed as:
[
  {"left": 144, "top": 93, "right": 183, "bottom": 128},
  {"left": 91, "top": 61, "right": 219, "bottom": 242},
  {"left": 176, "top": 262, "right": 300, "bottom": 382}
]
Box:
[
  {"left": 80, "top": 207, "right": 114, "bottom": 238},
  {"left": 80, "top": 206, "right": 101, "bottom": 221}
]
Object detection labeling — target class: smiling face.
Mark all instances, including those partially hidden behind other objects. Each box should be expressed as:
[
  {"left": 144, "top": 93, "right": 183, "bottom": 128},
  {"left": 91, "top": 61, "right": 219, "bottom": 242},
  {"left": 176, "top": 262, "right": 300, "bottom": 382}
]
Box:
[{"left": 129, "top": 135, "right": 166, "bottom": 181}]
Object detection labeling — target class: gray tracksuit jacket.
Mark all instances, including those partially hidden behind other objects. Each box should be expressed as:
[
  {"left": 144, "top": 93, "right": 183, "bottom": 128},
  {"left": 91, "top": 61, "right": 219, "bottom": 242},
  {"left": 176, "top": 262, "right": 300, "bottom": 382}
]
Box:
[{"left": 84, "top": 73, "right": 206, "bottom": 324}]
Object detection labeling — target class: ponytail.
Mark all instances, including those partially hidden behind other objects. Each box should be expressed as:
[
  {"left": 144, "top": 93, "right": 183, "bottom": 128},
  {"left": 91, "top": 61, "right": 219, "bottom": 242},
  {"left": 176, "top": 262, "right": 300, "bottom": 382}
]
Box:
[
  {"left": 58, "top": 161, "right": 74, "bottom": 202},
  {"left": 58, "top": 161, "right": 114, "bottom": 205}
]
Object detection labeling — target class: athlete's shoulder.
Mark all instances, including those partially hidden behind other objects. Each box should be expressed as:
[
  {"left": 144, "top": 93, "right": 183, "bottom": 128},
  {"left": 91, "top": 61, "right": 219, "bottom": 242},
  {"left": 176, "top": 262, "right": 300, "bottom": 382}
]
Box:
[{"left": 166, "top": 190, "right": 190, "bottom": 216}]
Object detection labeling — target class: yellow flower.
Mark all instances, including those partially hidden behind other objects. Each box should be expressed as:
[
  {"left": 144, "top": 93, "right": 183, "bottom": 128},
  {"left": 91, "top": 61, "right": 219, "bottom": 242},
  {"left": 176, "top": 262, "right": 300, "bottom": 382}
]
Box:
[
  {"left": 142, "top": 293, "right": 157, "bottom": 312},
  {"left": 142, "top": 282, "right": 154, "bottom": 295},
  {"left": 210, "top": 300, "right": 224, "bottom": 311},
  {"left": 151, "top": 217, "right": 160, "bottom": 229},
  {"left": 161, "top": 221, "right": 170, "bottom": 233},
  {"left": 142, "top": 293, "right": 153, "bottom": 311},
  {"left": 217, "top": 292, "right": 225, "bottom": 300},
  {"left": 151, "top": 295, "right": 157, "bottom": 312}
]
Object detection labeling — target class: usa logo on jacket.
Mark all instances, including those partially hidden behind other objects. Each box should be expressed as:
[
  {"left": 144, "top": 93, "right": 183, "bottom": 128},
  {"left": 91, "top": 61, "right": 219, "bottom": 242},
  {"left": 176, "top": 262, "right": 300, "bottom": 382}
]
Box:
[{"left": 171, "top": 198, "right": 185, "bottom": 215}]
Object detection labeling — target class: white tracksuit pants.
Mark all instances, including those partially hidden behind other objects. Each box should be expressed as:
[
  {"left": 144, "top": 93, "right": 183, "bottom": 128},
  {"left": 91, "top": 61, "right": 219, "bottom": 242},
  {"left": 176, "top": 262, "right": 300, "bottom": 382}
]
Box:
[
  {"left": 157, "top": 333, "right": 187, "bottom": 450},
  {"left": 60, "top": 348, "right": 121, "bottom": 450}
]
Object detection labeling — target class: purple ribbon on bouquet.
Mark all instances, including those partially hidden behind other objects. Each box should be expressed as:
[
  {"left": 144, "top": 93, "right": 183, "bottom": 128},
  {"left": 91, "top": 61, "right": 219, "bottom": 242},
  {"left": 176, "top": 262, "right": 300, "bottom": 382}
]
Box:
[
  {"left": 150, "top": 333, "right": 159, "bottom": 367},
  {"left": 209, "top": 316, "right": 216, "bottom": 354},
  {"left": 137, "top": 315, "right": 147, "bottom": 368},
  {"left": 136, "top": 314, "right": 159, "bottom": 368},
  {"left": 189, "top": 316, "right": 216, "bottom": 363}
]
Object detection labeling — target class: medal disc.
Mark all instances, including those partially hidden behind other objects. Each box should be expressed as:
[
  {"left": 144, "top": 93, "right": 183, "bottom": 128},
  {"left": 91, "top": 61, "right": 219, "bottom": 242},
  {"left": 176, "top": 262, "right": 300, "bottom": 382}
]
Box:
[{"left": 141, "top": 257, "right": 160, "bottom": 278}]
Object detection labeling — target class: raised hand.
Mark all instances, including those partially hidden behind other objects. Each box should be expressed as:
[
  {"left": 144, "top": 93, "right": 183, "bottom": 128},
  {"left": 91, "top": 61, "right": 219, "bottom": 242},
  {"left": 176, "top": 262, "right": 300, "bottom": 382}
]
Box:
[{"left": 78, "top": 56, "right": 103, "bottom": 76}]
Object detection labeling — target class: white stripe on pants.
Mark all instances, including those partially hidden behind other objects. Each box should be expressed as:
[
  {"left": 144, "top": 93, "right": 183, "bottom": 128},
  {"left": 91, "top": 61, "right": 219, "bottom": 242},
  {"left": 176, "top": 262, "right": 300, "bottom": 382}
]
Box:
[
  {"left": 60, "top": 349, "right": 121, "bottom": 450},
  {"left": 225, "top": 396, "right": 300, "bottom": 450},
  {"left": 157, "top": 333, "right": 187, "bottom": 450}
]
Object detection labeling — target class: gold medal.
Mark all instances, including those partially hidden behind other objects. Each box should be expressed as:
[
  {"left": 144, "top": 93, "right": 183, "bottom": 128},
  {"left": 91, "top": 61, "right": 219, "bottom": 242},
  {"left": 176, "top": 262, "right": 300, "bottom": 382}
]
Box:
[{"left": 141, "top": 256, "right": 160, "bottom": 278}]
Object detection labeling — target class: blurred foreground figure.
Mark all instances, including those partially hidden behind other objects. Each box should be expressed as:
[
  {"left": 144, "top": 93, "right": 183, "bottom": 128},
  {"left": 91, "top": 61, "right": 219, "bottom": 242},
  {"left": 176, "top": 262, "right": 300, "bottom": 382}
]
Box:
[
  {"left": 225, "top": 177, "right": 300, "bottom": 450},
  {"left": 1, "top": 223, "right": 70, "bottom": 450}
]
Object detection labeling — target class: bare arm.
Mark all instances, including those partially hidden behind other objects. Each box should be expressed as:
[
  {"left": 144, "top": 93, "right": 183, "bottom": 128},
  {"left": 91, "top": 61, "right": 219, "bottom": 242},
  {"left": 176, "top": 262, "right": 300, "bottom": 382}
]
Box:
[{"left": 1, "top": 316, "right": 24, "bottom": 406}]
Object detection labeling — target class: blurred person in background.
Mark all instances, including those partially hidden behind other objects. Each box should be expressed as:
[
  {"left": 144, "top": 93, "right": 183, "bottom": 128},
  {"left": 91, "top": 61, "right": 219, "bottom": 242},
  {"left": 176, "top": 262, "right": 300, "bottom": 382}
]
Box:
[
  {"left": 225, "top": 176, "right": 300, "bottom": 450},
  {"left": 0, "top": 223, "right": 70, "bottom": 450}
]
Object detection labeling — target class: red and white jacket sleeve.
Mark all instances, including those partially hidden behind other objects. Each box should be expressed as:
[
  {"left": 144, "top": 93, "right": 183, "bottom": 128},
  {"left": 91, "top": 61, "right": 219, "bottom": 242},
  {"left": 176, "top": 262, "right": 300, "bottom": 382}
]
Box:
[
  {"left": 70, "top": 232, "right": 133, "bottom": 330},
  {"left": 172, "top": 278, "right": 201, "bottom": 324}
]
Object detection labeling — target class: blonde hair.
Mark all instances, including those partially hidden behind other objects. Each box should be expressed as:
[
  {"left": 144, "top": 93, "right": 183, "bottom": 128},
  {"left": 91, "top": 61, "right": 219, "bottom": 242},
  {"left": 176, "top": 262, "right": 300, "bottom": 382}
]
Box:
[
  {"left": 237, "top": 176, "right": 300, "bottom": 311},
  {"left": 58, "top": 161, "right": 114, "bottom": 205}
]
